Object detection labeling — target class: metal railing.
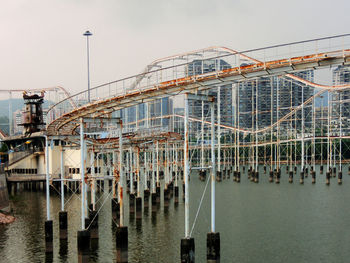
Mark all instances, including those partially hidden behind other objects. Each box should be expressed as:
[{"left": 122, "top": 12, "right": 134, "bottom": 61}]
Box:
[{"left": 46, "top": 34, "right": 350, "bottom": 126}]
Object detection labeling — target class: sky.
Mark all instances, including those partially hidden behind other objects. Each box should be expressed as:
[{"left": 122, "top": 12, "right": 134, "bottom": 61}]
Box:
[{"left": 0, "top": 0, "right": 349, "bottom": 98}]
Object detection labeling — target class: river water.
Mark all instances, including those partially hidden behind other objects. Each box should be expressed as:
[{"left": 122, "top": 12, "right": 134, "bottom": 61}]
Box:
[{"left": 1, "top": 165, "right": 349, "bottom": 263}]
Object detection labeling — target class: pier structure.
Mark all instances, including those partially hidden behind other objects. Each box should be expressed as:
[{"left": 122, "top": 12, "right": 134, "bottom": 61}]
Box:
[{"left": 2, "top": 34, "right": 350, "bottom": 262}]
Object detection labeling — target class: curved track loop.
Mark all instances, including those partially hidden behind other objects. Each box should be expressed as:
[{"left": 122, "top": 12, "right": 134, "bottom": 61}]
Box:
[{"left": 46, "top": 34, "right": 350, "bottom": 136}]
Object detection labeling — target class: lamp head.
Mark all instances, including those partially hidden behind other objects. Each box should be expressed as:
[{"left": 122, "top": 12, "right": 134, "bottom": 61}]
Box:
[{"left": 83, "top": 30, "right": 92, "bottom": 36}]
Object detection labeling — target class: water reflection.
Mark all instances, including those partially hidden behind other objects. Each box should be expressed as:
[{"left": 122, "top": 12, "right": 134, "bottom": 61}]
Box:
[{"left": 1, "top": 166, "right": 350, "bottom": 262}]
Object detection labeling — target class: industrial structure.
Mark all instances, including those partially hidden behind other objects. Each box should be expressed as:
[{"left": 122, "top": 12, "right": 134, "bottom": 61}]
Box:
[{"left": 1, "top": 34, "right": 350, "bottom": 262}]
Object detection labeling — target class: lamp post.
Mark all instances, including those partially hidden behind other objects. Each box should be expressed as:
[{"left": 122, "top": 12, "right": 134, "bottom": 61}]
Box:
[{"left": 83, "top": 30, "right": 92, "bottom": 103}]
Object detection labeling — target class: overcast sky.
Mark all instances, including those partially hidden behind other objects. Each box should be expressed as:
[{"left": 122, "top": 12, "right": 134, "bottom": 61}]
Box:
[{"left": 1, "top": 0, "right": 349, "bottom": 97}]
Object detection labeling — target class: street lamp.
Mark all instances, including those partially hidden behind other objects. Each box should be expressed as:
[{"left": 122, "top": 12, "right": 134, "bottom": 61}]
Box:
[{"left": 83, "top": 30, "right": 92, "bottom": 103}]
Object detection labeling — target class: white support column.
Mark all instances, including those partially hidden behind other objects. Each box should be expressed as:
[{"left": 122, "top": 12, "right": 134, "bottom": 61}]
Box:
[
  {"left": 175, "top": 144, "right": 178, "bottom": 187},
  {"left": 301, "top": 85, "right": 305, "bottom": 171},
  {"left": 165, "top": 141, "right": 169, "bottom": 187},
  {"left": 91, "top": 150, "right": 96, "bottom": 211},
  {"left": 156, "top": 141, "right": 160, "bottom": 186},
  {"left": 119, "top": 123, "right": 124, "bottom": 226},
  {"left": 60, "top": 141, "right": 65, "bottom": 211},
  {"left": 136, "top": 147, "right": 140, "bottom": 197},
  {"left": 339, "top": 92, "right": 342, "bottom": 171},
  {"left": 129, "top": 148, "right": 134, "bottom": 194},
  {"left": 113, "top": 151, "right": 117, "bottom": 198},
  {"left": 217, "top": 86, "right": 221, "bottom": 173},
  {"left": 45, "top": 136, "right": 50, "bottom": 220},
  {"left": 210, "top": 99, "right": 216, "bottom": 233},
  {"left": 144, "top": 149, "right": 148, "bottom": 190},
  {"left": 152, "top": 144, "right": 156, "bottom": 193},
  {"left": 201, "top": 100, "right": 204, "bottom": 169},
  {"left": 184, "top": 93, "right": 190, "bottom": 238},
  {"left": 256, "top": 79, "right": 259, "bottom": 171},
  {"left": 80, "top": 118, "right": 85, "bottom": 229},
  {"left": 237, "top": 84, "right": 240, "bottom": 170}
]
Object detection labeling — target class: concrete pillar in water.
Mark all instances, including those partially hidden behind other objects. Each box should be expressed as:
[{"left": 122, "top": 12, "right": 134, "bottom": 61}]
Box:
[
  {"left": 288, "top": 171, "right": 293, "bottom": 183},
  {"left": 168, "top": 181, "right": 174, "bottom": 197},
  {"left": 254, "top": 171, "right": 259, "bottom": 183},
  {"left": 326, "top": 171, "right": 330, "bottom": 185},
  {"left": 332, "top": 167, "right": 337, "bottom": 177},
  {"left": 199, "top": 170, "right": 205, "bottom": 181},
  {"left": 275, "top": 170, "right": 280, "bottom": 184},
  {"left": 180, "top": 237, "right": 195, "bottom": 263},
  {"left": 174, "top": 186, "right": 179, "bottom": 204},
  {"left": 236, "top": 171, "right": 241, "bottom": 183},
  {"left": 311, "top": 170, "right": 316, "bottom": 184},
  {"left": 338, "top": 171, "right": 342, "bottom": 185},
  {"left": 151, "top": 193, "right": 157, "bottom": 212},
  {"left": 129, "top": 194, "right": 135, "bottom": 216},
  {"left": 45, "top": 220, "right": 53, "bottom": 253},
  {"left": 320, "top": 165, "right": 324, "bottom": 175},
  {"left": 164, "top": 188, "right": 169, "bottom": 208},
  {"left": 216, "top": 171, "right": 222, "bottom": 182},
  {"left": 77, "top": 229, "right": 90, "bottom": 262},
  {"left": 32, "top": 181, "right": 37, "bottom": 191},
  {"left": 59, "top": 211, "right": 68, "bottom": 239},
  {"left": 136, "top": 197, "right": 142, "bottom": 219},
  {"left": 144, "top": 189, "right": 150, "bottom": 210},
  {"left": 249, "top": 169, "right": 255, "bottom": 182},
  {"left": 89, "top": 210, "right": 98, "bottom": 239},
  {"left": 116, "top": 226, "right": 128, "bottom": 263},
  {"left": 207, "top": 232, "right": 220, "bottom": 262},
  {"left": 112, "top": 197, "right": 120, "bottom": 222},
  {"left": 156, "top": 185, "right": 161, "bottom": 204},
  {"left": 300, "top": 171, "right": 304, "bottom": 184}
]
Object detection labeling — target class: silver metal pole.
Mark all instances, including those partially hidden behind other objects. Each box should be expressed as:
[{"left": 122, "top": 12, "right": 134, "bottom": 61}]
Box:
[
  {"left": 327, "top": 92, "right": 330, "bottom": 171},
  {"left": 339, "top": 92, "right": 342, "bottom": 171},
  {"left": 113, "top": 151, "right": 117, "bottom": 198},
  {"left": 129, "top": 148, "right": 134, "bottom": 194},
  {"left": 119, "top": 122, "right": 124, "bottom": 227},
  {"left": 201, "top": 101, "right": 204, "bottom": 168},
  {"left": 211, "top": 99, "right": 216, "bottom": 233},
  {"left": 175, "top": 144, "right": 178, "bottom": 187},
  {"left": 83, "top": 31, "right": 92, "bottom": 103},
  {"left": 184, "top": 93, "right": 190, "bottom": 238},
  {"left": 144, "top": 149, "right": 148, "bottom": 190},
  {"left": 301, "top": 85, "right": 305, "bottom": 171},
  {"left": 156, "top": 141, "right": 159, "bottom": 185},
  {"left": 60, "top": 142, "right": 64, "bottom": 211},
  {"left": 45, "top": 136, "right": 50, "bottom": 220},
  {"left": 91, "top": 150, "right": 96, "bottom": 211},
  {"left": 256, "top": 79, "right": 259, "bottom": 171},
  {"left": 80, "top": 118, "right": 85, "bottom": 229},
  {"left": 152, "top": 144, "right": 156, "bottom": 193},
  {"left": 136, "top": 147, "right": 140, "bottom": 197},
  {"left": 166, "top": 141, "right": 169, "bottom": 186},
  {"left": 217, "top": 86, "right": 221, "bottom": 172}
]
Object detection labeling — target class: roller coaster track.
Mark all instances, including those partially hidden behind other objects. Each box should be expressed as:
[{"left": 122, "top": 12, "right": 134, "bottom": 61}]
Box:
[
  {"left": 47, "top": 34, "right": 350, "bottom": 136},
  {"left": 0, "top": 86, "right": 76, "bottom": 108}
]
